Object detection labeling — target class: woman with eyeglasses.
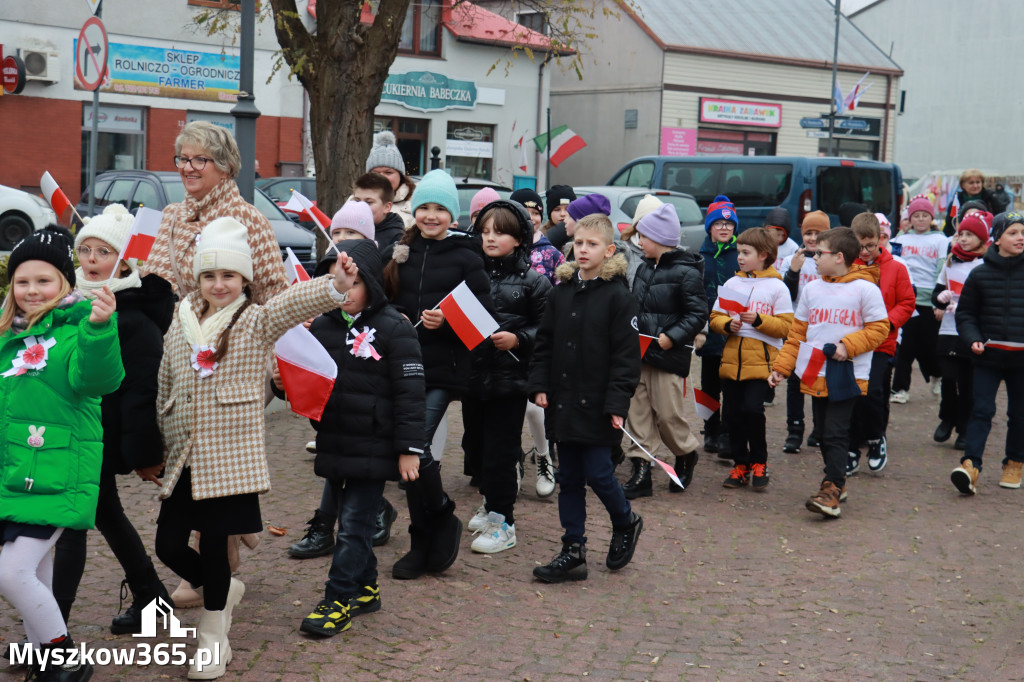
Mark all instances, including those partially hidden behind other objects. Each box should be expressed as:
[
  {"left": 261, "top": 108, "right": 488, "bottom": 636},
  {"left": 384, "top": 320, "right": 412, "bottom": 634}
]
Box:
[{"left": 143, "top": 120, "right": 288, "bottom": 305}]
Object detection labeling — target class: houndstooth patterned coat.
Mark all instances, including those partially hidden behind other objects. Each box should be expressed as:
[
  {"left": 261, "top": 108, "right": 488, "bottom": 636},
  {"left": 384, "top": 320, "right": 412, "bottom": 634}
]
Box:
[{"left": 157, "top": 276, "right": 343, "bottom": 501}]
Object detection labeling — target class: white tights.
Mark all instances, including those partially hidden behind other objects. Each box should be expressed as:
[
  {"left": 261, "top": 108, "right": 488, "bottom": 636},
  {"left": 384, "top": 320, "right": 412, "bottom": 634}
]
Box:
[
  {"left": 0, "top": 529, "right": 67, "bottom": 645},
  {"left": 525, "top": 401, "right": 549, "bottom": 456}
]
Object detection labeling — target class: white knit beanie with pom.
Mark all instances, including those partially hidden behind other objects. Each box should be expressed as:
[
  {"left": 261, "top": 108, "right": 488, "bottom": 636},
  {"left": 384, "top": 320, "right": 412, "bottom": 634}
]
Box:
[{"left": 75, "top": 203, "right": 135, "bottom": 253}]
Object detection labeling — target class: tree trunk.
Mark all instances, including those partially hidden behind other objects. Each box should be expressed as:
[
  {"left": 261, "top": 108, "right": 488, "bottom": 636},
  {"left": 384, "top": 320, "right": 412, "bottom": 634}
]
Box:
[{"left": 270, "top": 0, "right": 411, "bottom": 257}]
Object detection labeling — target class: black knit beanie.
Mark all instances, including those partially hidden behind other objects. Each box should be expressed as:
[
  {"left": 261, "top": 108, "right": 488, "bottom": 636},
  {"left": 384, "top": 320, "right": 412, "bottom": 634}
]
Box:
[
  {"left": 764, "top": 207, "right": 792, "bottom": 236},
  {"left": 545, "top": 185, "right": 576, "bottom": 220},
  {"left": 7, "top": 225, "right": 76, "bottom": 287}
]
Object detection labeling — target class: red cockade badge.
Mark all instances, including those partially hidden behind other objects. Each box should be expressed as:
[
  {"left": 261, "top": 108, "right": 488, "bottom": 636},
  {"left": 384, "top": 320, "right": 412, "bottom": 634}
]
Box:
[
  {"left": 190, "top": 344, "right": 218, "bottom": 378},
  {"left": 2, "top": 336, "right": 57, "bottom": 378}
]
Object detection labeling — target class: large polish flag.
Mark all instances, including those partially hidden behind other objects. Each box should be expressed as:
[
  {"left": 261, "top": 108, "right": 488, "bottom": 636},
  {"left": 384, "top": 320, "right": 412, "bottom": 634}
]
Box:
[
  {"left": 40, "top": 171, "right": 73, "bottom": 224},
  {"left": 715, "top": 285, "right": 750, "bottom": 315},
  {"left": 284, "top": 247, "right": 311, "bottom": 285},
  {"left": 122, "top": 207, "right": 163, "bottom": 261},
  {"left": 275, "top": 325, "right": 337, "bottom": 421},
  {"left": 438, "top": 281, "right": 499, "bottom": 350},
  {"left": 693, "top": 388, "right": 720, "bottom": 421},
  {"left": 795, "top": 342, "right": 827, "bottom": 386}
]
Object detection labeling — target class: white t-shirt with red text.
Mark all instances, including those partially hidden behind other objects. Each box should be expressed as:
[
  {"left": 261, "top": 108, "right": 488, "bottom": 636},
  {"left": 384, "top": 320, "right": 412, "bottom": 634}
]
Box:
[
  {"left": 780, "top": 253, "right": 821, "bottom": 302},
  {"left": 714, "top": 274, "right": 793, "bottom": 349}
]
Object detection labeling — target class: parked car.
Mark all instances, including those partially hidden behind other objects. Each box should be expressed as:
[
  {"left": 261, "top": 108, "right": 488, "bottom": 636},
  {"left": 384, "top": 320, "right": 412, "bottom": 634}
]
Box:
[
  {"left": 0, "top": 184, "right": 57, "bottom": 249},
  {"left": 543, "top": 186, "right": 705, "bottom": 253},
  {"left": 607, "top": 155, "right": 904, "bottom": 237},
  {"left": 76, "top": 170, "right": 317, "bottom": 273},
  {"left": 410, "top": 175, "right": 512, "bottom": 230},
  {"left": 257, "top": 176, "right": 319, "bottom": 231}
]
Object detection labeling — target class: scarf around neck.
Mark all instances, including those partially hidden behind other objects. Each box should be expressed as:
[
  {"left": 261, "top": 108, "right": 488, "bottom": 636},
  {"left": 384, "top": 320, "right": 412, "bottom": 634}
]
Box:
[
  {"left": 178, "top": 293, "right": 247, "bottom": 348},
  {"left": 951, "top": 243, "right": 982, "bottom": 262},
  {"left": 75, "top": 265, "right": 142, "bottom": 299},
  {"left": 11, "top": 291, "right": 87, "bottom": 334}
]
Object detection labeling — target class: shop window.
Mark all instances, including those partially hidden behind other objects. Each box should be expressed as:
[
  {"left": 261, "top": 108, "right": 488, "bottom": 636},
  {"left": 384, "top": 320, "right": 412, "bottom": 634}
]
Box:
[
  {"left": 817, "top": 137, "right": 880, "bottom": 161},
  {"left": 374, "top": 116, "right": 428, "bottom": 176},
  {"left": 399, "top": 0, "right": 442, "bottom": 57},
  {"left": 446, "top": 122, "right": 494, "bottom": 181},
  {"left": 697, "top": 128, "right": 776, "bottom": 156}
]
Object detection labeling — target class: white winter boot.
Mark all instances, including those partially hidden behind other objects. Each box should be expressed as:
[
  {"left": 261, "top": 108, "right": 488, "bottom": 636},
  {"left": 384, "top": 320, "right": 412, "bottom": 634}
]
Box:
[{"left": 188, "top": 609, "right": 231, "bottom": 679}]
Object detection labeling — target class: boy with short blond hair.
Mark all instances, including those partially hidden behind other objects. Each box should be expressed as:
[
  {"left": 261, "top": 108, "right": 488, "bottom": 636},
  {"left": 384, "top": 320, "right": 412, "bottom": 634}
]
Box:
[
  {"left": 711, "top": 227, "right": 793, "bottom": 490},
  {"left": 528, "top": 214, "right": 642, "bottom": 583},
  {"left": 770, "top": 228, "right": 889, "bottom": 517}
]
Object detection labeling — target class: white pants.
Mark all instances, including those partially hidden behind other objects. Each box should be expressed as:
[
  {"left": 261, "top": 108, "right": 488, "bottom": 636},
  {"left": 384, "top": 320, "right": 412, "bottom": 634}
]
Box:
[
  {"left": 0, "top": 528, "right": 66, "bottom": 645},
  {"left": 525, "top": 401, "right": 549, "bottom": 455}
]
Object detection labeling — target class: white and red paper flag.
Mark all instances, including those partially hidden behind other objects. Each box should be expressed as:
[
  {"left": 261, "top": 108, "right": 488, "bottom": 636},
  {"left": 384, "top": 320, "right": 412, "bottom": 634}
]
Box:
[
  {"left": 947, "top": 275, "right": 965, "bottom": 296},
  {"left": 283, "top": 190, "right": 331, "bottom": 229},
  {"left": 985, "top": 340, "right": 1024, "bottom": 351},
  {"left": 795, "top": 341, "right": 827, "bottom": 386},
  {"left": 437, "top": 281, "right": 499, "bottom": 350},
  {"left": 638, "top": 334, "right": 657, "bottom": 358},
  {"left": 40, "top": 171, "right": 74, "bottom": 225},
  {"left": 620, "top": 425, "right": 684, "bottom": 489},
  {"left": 275, "top": 325, "right": 338, "bottom": 421},
  {"left": 715, "top": 285, "right": 750, "bottom": 315},
  {"left": 284, "top": 247, "right": 311, "bottom": 285},
  {"left": 693, "top": 388, "right": 720, "bottom": 421},
  {"left": 122, "top": 207, "right": 162, "bottom": 261}
]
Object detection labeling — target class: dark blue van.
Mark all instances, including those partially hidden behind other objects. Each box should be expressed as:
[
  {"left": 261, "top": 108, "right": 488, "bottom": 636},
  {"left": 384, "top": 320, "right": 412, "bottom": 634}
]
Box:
[{"left": 607, "top": 155, "right": 903, "bottom": 236}]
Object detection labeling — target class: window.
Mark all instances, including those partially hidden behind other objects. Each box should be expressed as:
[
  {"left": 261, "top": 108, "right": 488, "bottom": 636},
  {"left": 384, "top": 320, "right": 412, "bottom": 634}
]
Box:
[
  {"left": 187, "top": 0, "right": 241, "bottom": 8},
  {"left": 610, "top": 162, "right": 654, "bottom": 188},
  {"left": 816, "top": 167, "right": 894, "bottom": 215},
  {"left": 517, "top": 11, "right": 547, "bottom": 34},
  {"left": 719, "top": 163, "right": 792, "bottom": 208},
  {"left": 398, "top": 0, "right": 442, "bottom": 57},
  {"left": 104, "top": 180, "right": 136, "bottom": 209},
  {"left": 132, "top": 181, "right": 160, "bottom": 212},
  {"left": 662, "top": 162, "right": 718, "bottom": 204},
  {"left": 446, "top": 122, "right": 494, "bottom": 181}
]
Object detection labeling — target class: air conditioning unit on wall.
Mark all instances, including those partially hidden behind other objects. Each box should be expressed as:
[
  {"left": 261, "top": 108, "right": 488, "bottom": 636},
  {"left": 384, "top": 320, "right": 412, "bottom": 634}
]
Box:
[{"left": 21, "top": 50, "right": 59, "bottom": 84}]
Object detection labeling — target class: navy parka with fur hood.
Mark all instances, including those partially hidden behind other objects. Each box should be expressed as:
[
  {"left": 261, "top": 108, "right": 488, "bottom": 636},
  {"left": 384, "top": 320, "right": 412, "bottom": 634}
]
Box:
[
  {"left": 469, "top": 200, "right": 552, "bottom": 399},
  {"left": 304, "top": 240, "right": 427, "bottom": 481}
]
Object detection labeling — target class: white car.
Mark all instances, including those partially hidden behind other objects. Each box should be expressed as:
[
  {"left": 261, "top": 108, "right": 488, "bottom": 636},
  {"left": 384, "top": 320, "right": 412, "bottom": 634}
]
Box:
[{"left": 0, "top": 184, "right": 57, "bottom": 249}]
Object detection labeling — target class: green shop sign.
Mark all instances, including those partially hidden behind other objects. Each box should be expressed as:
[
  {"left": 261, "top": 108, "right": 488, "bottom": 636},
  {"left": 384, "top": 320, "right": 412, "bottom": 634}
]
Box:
[{"left": 381, "top": 71, "right": 477, "bottom": 112}]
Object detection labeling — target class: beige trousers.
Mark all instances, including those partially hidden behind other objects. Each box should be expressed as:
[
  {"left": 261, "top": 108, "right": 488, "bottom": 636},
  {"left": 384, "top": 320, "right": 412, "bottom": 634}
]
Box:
[{"left": 624, "top": 364, "right": 700, "bottom": 459}]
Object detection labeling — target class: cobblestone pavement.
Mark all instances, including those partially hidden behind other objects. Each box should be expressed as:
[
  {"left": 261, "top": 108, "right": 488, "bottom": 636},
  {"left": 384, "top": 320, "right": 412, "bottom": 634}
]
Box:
[{"left": 2, "top": 377, "right": 1022, "bottom": 681}]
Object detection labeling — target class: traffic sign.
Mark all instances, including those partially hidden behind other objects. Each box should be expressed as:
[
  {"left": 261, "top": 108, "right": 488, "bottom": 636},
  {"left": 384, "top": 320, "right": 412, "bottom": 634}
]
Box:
[
  {"left": 835, "top": 118, "right": 869, "bottom": 131},
  {"left": 806, "top": 130, "right": 828, "bottom": 138},
  {"left": 85, "top": 0, "right": 101, "bottom": 14},
  {"left": 800, "top": 117, "right": 827, "bottom": 129},
  {"left": 75, "top": 16, "right": 108, "bottom": 91}
]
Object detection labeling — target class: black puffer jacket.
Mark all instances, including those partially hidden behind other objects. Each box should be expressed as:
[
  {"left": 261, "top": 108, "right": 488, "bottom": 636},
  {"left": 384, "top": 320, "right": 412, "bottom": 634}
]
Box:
[
  {"left": 382, "top": 231, "right": 493, "bottom": 392},
  {"left": 102, "top": 273, "right": 175, "bottom": 475},
  {"left": 528, "top": 254, "right": 641, "bottom": 446},
  {"left": 306, "top": 240, "right": 426, "bottom": 481},
  {"left": 375, "top": 212, "right": 406, "bottom": 250},
  {"left": 944, "top": 188, "right": 1000, "bottom": 236},
  {"left": 469, "top": 201, "right": 552, "bottom": 399},
  {"left": 956, "top": 248, "right": 1024, "bottom": 368},
  {"left": 631, "top": 248, "right": 707, "bottom": 377}
]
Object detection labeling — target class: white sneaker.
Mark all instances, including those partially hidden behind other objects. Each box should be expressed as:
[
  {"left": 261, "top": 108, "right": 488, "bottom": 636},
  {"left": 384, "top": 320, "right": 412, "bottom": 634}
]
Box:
[
  {"left": 467, "top": 503, "right": 489, "bottom": 532},
  {"left": 931, "top": 377, "right": 942, "bottom": 396},
  {"left": 536, "top": 452, "right": 556, "bottom": 498},
  {"left": 890, "top": 390, "right": 909, "bottom": 404},
  {"left": 305, "top": 441, "right": 317, "bottom": 454},
  {"left": 470, "top": 512, "right": 516, "bottom": 554}
]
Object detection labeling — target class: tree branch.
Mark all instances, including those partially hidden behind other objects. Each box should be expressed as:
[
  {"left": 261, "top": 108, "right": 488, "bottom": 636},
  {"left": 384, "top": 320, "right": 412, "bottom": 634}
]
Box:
[{"left": 269, "top": 0, "right": 316, "bottom": 84}]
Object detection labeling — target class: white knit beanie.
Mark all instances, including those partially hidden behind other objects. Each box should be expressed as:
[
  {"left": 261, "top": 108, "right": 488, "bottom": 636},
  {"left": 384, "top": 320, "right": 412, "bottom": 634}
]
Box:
[
  {"left": 75, "top": 203, "right": 134, "bottom": 252},
  {"left": 193, "top": 217, "right": 253, "bottom": 281},
  {"left": 365, "top": 131, "right": 406, "bottom": 174},
  {"left": 630, "top": 194, "right": 665, "bottom": 228}
]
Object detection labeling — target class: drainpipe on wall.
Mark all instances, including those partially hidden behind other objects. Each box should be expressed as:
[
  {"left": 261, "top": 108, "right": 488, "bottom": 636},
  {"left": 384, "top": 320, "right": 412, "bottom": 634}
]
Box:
[
  {"left": 882, "top": 74, "right": 891, "bottom": 163},
  {"left": 536, "top": 52, "right": 551, "bottom": 190}
]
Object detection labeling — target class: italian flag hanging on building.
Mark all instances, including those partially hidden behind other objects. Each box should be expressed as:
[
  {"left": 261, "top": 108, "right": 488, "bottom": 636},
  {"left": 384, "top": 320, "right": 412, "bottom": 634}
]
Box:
[{"left": 533, "top": 125, "right": 586, "bottom": 168}]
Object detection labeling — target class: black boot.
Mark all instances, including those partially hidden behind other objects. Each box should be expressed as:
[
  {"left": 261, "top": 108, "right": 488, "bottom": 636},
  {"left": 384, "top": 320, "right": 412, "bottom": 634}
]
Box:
[
  {"left": 622, "top": 459, "right": 653, "bottom": 499},
  {"left": 34, "top": 637, "right": 93, "bottom": 682},
  {"left": 110, "top": 569, "right": 171, "bottom": 635},
  {"left": 393, "top": 473, "right": 430, "bottom": 579},
  {"left": 288, "top": 509, "right": 336, "bottom": 559},
  {"left": 533, "top": 542, "right": 587, "bottom": 583},
  {"left": 372, "top": 497, "right": 398, "bottom": 547},
  {"left": 702, "top": 422, "right": 718, "bottom": 453},
  {"left": 716, "top": 432, "right": 732, "bottom": 461},
  {"left": 672, "top": 450, "right": 699, "bottom": 492},
  {"left": 607, "top": 512, "right": 643, "bottom": 570},
  {"left": 425, "top": 497, "right": 462, "bottom": 573},
  {"left": 783, "top": 420, "right": 804, "bottom": 453}
]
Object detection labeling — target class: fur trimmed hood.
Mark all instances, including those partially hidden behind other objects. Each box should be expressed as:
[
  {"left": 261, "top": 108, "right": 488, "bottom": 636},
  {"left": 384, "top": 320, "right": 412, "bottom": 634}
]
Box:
[{"left": 555, "top": 253, "right": 629, "bottom": 284}]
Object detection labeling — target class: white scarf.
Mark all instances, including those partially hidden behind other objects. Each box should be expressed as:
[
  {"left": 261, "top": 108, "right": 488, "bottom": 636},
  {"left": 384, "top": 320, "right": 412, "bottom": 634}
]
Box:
[
  {"left": 178, "top": 293, "right": 247, "bottom": 348},
  {"left": 75, "top": 265, "right": 142, "bottom": 299}
]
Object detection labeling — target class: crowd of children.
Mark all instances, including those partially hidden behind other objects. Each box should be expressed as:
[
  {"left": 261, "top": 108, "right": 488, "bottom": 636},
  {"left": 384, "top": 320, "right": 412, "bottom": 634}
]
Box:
[{"left": 6, "top": 124, "right": 1024, "bottom": 680}]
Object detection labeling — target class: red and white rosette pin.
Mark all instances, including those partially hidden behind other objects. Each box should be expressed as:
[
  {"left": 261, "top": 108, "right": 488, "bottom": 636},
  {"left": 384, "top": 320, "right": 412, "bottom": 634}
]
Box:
[
  {"left": 2, "top": 336, "right": 57, "bottom": 377},
  {"left": 190, "top": 344, "right": 218, "bottom": 378}
]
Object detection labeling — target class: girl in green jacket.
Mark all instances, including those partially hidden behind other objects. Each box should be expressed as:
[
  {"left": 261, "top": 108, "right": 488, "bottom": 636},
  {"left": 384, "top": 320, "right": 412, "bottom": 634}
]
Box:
[{"left": 0, "top": 226, "right": 124, "bottom": 681}]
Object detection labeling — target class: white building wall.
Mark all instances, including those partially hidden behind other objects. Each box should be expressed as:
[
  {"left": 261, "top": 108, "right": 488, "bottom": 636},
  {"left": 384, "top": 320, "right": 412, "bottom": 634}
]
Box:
[{"left": 851, "top": 0, "right": 1024, "bottom": 179}]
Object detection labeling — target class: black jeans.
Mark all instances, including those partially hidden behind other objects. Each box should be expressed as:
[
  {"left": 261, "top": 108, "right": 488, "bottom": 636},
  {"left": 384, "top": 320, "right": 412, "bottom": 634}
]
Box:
[
  {"left": 892, "top": 307, "right": 941, "bottom": 392},
  {"left": 700, "top": 354, "right": 725, "bottom": 436},
  {"left": 938, "top": 349, "right": 973, "bottom": 434},
  {"left": 849, "top": 351, "right": 893, "bottom": 446},
  {"left": 962, "top": 364, "right": 1024, "bottom": 469},
  {"left": 462, "top": 395, "right": 528, "bottom": 526},
  {"left": 812, "top": 396, "right": 857, "bottom": 488},
  {"left": 721, "top": 379, "right": 770, "bottom": 466},
  {"left": 326, "top": 478, "right": 386, "bottom": 601},
  {"left": 52, "top": 466, "right": 160, "bottom": 620}
]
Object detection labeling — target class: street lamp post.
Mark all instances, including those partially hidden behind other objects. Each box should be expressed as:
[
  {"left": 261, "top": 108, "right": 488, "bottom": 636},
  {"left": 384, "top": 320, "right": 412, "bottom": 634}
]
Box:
[{"left": 232, "top": 0, "right": 261, "bottom": 203}]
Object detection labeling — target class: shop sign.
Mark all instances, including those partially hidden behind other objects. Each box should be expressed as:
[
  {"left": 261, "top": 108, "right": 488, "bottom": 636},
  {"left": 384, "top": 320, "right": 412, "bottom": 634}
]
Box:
[
  {"left": 700, "top": 98, "right": 781, "bottom": 128},
  {"left": 660, "top": 127, "right": 697, "bottom": 156},
  {"left": 83, "top": 105, "right": 144, "bottom": 132},
  {"left": 382, "top": 71, "right": 477, "bottom": 112},
  {"left": 2, "top": 54, "right": 26, "bottom": 95},
  {"left": 73, "top": 40, "right": 239, "bottom": 103},
  {"left": 446, "top": 139, "right": 493, "bottom": 158}
]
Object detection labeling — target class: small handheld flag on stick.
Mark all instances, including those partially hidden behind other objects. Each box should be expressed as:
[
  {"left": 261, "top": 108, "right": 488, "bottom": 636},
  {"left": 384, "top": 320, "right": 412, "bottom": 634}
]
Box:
[
  {"left": 40, "top": 171, "right": 83, "bottom": 227},
  {"left": 105, "top": 207, "right": 162, "bottom": 287},
  {"left": 795, "top": 342, "right": 827, "bottom": 387},
  {"left": 985, "top": 340, "right": 1024, "bottom": 351},
  {"left": 275, "top": 325, "right": 338, "bottom": 420},
  {"left": 619, "top": 425, "right": 684, "bottom": 489},
  {"left": 284, "top": 247, "right": 311, "bottom": 285},
  {"left": 638, "top": 334, "right": 657, "bottom": 358},
  {"left": 284, "top": 190, "right": 340, "bottom": 256},
  {"left": 438, "top": 281, "right": 499, "bottom": 350},
  {"left": 947, "top": 276, "right": 964, "bottom": 296},
  {"left": 693, "top": 388, "right": 720, "bottom": 421},
  {"left": 715, "top": 285, "right": 751, "bottom": 315}
]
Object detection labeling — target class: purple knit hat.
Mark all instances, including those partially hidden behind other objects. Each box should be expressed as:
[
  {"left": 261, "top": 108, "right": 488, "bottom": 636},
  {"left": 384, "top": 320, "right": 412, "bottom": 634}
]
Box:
[{"left": 567, "top": 193, "right": 611, "bottom": 221}]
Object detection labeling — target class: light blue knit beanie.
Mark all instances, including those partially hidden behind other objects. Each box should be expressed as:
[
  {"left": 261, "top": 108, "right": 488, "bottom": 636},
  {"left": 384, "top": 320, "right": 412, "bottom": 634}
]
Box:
[{"left": 410, "top": 169, "right": 460, "bottom": 221}]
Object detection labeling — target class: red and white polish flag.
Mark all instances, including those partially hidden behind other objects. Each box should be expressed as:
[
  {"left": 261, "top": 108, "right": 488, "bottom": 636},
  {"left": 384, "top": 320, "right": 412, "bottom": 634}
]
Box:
[
  {"left": 284, "top": 247, "right": 311, "bottom": 285},
  {"left": 985, "top": 340, "right": 1024, "bottom": 351},
  {"left": 438, "top": 281, "right": 499, "bottom": 350},
  {"left": 638, "top": 334, "right": 657, "bottom": 358},
  {"left": 275, "top": 324, "right": 338, "bottom": 421},
  {"left": 40, "top": 171, "right": 73, "bottom": 224},
  {"left": 947, "top": 276, "right": 964, "bottom": 296},
  {"left": 122, "top": 207, "right": 162, "bottom": 261},
  {"left": 283, "top": 190, "right": 332, "bottom": 229},
  {"left": 715, "top": 285, "right": 750, "bottom": 315},
  {"left": 795, "top": 341, "right": 827, "bottom": 386},
  {"left": 693, "top": 387, "right": 720, "bottom": 421}
]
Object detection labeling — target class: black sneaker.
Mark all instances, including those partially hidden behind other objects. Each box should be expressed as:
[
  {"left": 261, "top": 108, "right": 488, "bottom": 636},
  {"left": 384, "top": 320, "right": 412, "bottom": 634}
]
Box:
[
  {"left": 806, "top": 433, "right": 821, "bottom": 448},
  {"left": 289, "top": 510, "right": 336, "bottom": 559},
  {"left": 346, "top": 583, "right": 381, "bottom": 617},
  {"left": 933, "top": 421, "right": 954, "bottom": 443},
  {"left": 751, "top": 463, "right": 769, "bottom": 491},
  {"left": 783, "top": 421, "right": 804, "bottom": 453},
  {"left": 716, "top": 433, "right": 732, "bottom": 461},
  {"left": 300, "top": 599, "right": 351, "bottom": 636},
  {"left": 954, "top": 434, "right": 966, "bottom": 450},
  {"left": 846, "top": 450, "right": 861, "bottom": 476},
  {"left": 867, "top": 437, "right": 888, "bottom": 472},
  {"left": 606, "top": 512, "right": 643, "bottom": 570},
  {"left": 533, "top": 543, "right": 588, "bottom": 583}
]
